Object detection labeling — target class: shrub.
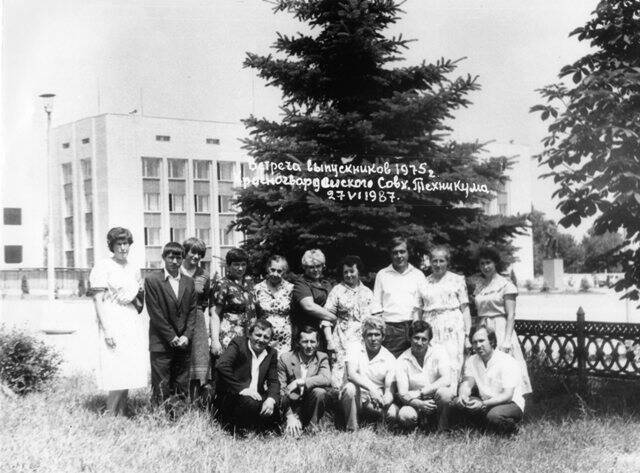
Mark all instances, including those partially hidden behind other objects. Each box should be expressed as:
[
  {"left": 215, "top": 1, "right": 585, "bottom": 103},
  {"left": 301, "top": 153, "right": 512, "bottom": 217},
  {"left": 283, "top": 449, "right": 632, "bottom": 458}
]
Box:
[
  {"left": 580, "top": 277, "right": 592, "bottom": 292},
  {"left": 524, "top": 279, "right": 534, "bottom": 291},
  {"left": 0, "top": 328, "right": 62, "bottom": 395}
]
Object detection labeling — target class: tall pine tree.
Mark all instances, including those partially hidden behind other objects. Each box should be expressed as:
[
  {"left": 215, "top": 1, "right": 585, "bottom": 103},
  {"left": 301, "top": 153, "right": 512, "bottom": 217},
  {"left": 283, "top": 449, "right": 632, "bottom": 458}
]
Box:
[{"left": 235, "top": 0, "right": 527, "bottom": 277}]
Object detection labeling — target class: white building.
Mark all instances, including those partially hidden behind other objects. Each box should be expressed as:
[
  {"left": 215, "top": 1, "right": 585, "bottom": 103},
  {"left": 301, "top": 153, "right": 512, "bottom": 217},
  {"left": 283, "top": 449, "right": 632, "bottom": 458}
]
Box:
[
  {"left": 50, "top": 113, "right": 252, "bottom": 272},
  {"left": 482, "top": 142, "right": 535, "bottom": 283}
]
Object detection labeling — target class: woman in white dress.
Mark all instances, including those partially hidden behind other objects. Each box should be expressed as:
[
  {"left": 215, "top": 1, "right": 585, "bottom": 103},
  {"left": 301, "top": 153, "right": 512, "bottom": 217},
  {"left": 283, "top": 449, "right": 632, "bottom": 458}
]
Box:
[
  {"left": 418, "top": 246, "right": 471, "bottom": 383},
  {"left": 473, "top": 246, "right": 532, "bottom": 394},
  {"left": 89, "top": 227, "right": 148, "bottom": 415}
]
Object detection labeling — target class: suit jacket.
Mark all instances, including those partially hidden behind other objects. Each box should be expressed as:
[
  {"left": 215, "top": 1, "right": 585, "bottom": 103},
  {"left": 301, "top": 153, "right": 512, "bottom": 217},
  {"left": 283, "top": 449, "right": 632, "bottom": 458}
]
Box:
[
  {"left": 144, "top": 270, "right": 197, "bottom": 352},
  {"left": 278, "top": 350, "right": 331, "bottom": 400},
  {"left": 215, "top": 336, "right": 280, "bottom": 403}
]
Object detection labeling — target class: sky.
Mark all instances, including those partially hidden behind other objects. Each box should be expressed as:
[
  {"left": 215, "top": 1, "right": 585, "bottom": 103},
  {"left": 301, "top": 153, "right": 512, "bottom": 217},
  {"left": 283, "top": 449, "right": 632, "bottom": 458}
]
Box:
[{"left": 0, "top": 0, "right": 597, "bottom": 241}]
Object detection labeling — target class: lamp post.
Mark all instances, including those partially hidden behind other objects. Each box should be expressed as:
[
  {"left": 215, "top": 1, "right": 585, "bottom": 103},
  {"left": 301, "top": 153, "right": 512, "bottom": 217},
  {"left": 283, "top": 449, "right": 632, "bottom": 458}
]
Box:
[{"left": 39, "top": 93, "right": 55, "bottom": 301}]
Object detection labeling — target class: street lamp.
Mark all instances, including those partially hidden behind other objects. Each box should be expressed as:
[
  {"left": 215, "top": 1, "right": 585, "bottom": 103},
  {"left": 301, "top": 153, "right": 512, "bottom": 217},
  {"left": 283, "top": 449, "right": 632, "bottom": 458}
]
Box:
[{"left": 39, "top": 93, "right": 56, "bottom": 301}]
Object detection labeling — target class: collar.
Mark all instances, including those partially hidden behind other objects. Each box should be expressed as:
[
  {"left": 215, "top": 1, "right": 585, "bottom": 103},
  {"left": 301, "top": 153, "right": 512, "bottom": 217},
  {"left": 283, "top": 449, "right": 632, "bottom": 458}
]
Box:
[
  {"left": 384, "top": 263, "right": 416, "bottom": 276},
  {"left": 340, "top": 281, "right": 361, "bottom": 293},
  {"left": 296, "top": 351, "right": 317, "bottom": 366},
  {"left": 247, "top": 340, "right": 268, "bottom": 361},
  {"left": 400, "top": 346, "right": 432, "bottom": 367},
  {"left": 164, "top": 268, "right": 181, "bottom": 281}
]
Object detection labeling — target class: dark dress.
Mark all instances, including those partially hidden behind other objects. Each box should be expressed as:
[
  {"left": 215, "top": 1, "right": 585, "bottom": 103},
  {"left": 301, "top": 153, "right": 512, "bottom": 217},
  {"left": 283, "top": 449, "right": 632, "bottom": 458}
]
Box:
[
  {"left": 210, "top": 275, "right": 256, "bottom": 349},
  {"left": 290, "top": 275, "right": 333, "bottom": 348},
  {"left": 181, "top": 265, "right": 211, "bottom": 384}
]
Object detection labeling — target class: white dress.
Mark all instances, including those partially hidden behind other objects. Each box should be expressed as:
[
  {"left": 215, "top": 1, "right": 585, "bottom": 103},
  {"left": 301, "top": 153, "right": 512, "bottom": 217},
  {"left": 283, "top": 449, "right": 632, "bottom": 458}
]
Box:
[{"left": 89, "top": 258, "right": 148, "bottom": 391}]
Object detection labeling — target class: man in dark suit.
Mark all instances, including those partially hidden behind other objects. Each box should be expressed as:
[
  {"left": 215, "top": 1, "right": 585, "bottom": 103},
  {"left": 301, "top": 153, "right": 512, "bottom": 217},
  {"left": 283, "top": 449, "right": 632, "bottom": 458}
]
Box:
[
  {"left": 144, "top": 242, "right": 197, "bottom": 405},
  {"left": 278, "top": 325, "right": 332, "bottom": 437},
  {"left": 215, "top": 319, "right": 280, "bottom": 432}
]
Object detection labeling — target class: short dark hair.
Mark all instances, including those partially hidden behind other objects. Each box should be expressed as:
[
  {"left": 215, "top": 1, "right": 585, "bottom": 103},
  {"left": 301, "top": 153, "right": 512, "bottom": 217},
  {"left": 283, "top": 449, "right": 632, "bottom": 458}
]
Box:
[
  {"left": 469, "top": 325, "right": 497, "bottom": 349},
  {"left": 476, "top": 246, "right": 505, "bottom": 273},
  {"left": 249, "top": 318, "right": 273, "bottom": 336},
  {"left": 265, "top": 255, "right": 289, "bottom": 273},
  {"left": 339, "top": 255, "right": 365, "bottom": 277},
  {"left": 162, "top": 242, "right": 184, "bottom": 258},
  {"left": 182, "top": 237, "right": 206, "bottom": 257},
  {"left": 295, "top": 325, "right": 319, "bottom": 344},
  {"left": 409, "top": 320, "right": 433, "bottom": 340},
  {"left": 389, "top": 236, "right": 410, "bottom": 253},
  {"left": 226, "top": 247, "right": 249, "bottom": 266},
  {"left": 106, "top": 227, "right": 133, "bottom": 251}
]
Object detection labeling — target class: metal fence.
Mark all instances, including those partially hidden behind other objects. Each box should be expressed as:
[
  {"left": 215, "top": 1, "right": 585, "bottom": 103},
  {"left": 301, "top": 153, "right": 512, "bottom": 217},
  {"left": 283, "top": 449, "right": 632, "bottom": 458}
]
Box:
[{"left": 515, "top": 307, "right": 640, "bottom": 385}]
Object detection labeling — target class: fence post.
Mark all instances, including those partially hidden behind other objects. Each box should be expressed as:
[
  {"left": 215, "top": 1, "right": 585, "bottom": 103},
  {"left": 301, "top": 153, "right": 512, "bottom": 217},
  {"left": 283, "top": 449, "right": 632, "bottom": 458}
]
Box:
[{"left": 576, "top": 306, "right": 586, "bottom": 393}]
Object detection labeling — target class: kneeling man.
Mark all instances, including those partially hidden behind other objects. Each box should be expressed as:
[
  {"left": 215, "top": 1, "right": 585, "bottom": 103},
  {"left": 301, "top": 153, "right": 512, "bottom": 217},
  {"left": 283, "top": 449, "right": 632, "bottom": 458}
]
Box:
[
  {"left": 392, "top": 320, "right": 454, "bottom": 431},
  {"left": 340, "top": 317, "right": 396, "bottom": 430},
  {"left": 215, "top": 319, "right": 280, "bottom": 432},
  {"left": 278, "top": 325, "right": 332, "bottom": 436},
  {"left": 455, "top": 325, "right": 524, "bottom": 434}
]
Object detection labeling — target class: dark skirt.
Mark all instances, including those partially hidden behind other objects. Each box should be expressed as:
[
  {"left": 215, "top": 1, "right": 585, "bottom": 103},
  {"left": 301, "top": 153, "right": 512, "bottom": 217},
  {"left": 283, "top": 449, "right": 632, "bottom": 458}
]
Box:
[{"left": 189, "top": 308, "right": 210, "bottom": 384}]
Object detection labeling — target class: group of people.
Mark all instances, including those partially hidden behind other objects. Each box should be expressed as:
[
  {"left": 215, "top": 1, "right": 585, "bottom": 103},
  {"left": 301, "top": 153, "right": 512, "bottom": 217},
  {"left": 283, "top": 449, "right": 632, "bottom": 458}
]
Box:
[{"left": 89, "top": 227, "right": 532, "bottom": 436}]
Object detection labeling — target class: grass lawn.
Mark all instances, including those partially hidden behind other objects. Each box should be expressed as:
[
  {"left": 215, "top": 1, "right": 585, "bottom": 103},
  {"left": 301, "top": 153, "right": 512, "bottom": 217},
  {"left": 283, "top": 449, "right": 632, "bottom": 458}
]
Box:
[{"left": 3, "top": 374, "right": 640, "bottom": 473}]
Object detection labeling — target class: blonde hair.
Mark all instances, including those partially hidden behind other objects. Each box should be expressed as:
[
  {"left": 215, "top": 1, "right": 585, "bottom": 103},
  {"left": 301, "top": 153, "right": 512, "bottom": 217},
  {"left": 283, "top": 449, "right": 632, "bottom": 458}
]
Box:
[{"left": 301, "top": 249, "right": 326, "bottom": 267}]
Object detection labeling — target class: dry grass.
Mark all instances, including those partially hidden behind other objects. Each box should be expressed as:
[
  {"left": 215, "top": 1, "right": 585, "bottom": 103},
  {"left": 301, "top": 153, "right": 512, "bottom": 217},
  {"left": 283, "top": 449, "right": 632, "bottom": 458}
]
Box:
[{"left": 2, "top": 375, "right": 640, "bottom": 473}]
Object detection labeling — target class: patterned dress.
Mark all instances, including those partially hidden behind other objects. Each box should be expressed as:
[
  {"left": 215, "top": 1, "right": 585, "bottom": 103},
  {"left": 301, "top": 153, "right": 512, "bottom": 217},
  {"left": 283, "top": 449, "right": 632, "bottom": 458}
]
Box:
[
  {"left": 210, "top": 275, "right": 256, "bottom": 350},
  {"left": 89, "top": 258, "right": 148, "bottom": 391},
  {"left": 419, "top": 271, "right": 468, "bottom": 383},
  {"left": 253, "top": 279, "right": 294, "bottom": 353},
  {"left": 474, "top": 274, "right": 532, "bottom": 394},
  {"left": 324, "top": 282, "right": 373, "bottom": 388},
  {"left": 181, "top": 265, "right": 210, "bottom": 384}
]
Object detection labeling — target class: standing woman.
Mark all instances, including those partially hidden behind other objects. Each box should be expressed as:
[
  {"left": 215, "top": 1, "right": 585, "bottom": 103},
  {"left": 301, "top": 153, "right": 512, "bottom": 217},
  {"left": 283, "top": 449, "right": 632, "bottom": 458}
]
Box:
[
  {"left": 473, "top": 246, "right": 532, "bottom": 394},
  {"left": 324, "top": 255, "right": 373, "bottom": 387},
  {"left": 253, "top": 255, "right": 294, "bottom": 353},
  {"left": 180, "top": 237, "right": 211, "bottom": 399},
  {"left": 209, "top": 248, "right": 256, "bottom": 353},
  {"left": 418, "top": 246, "right": 471, "bottom": 383},
  {"left": 89, "top": 227, "right": 148, "bottom": 415}
]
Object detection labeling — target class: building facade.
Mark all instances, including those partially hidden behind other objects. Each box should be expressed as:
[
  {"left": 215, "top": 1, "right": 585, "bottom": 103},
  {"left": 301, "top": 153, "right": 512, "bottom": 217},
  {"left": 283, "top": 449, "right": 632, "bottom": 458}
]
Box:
[{"left": 51, "top": 114, "right": 251, "bottom": 272}]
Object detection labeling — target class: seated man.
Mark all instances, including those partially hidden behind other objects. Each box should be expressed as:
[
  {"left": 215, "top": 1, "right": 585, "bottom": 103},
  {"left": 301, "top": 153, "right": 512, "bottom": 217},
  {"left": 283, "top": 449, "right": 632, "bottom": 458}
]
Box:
[
  {"left": 215, "top": 319, "right": 280, "bottom": 432},
  {"left": 340, "top": 316, "right": 396, "bottom": 431},
  {"left": 454, "top": 325, "right": 525, "bottom": 435},
  {"left": 391, "top": 320, "right": 454, "bottom": 431},
  {"left": 278, "top": 325, "right": 332, "bottom": 437}
]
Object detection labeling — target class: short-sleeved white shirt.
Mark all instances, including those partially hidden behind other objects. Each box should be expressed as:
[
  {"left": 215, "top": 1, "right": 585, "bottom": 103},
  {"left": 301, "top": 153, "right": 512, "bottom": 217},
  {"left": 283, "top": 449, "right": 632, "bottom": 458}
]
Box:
[
  {"left": 345, "top": 342, "right": 396, "bottom": 389},
  {"left": 463, "top": 351, "right": 525, "bottom": 411},
  {"left": 395, "top": 345, "right": 451, "bottom": 390},
  {"left": 473, "top": 274, "right": 518, "bottom": 318},
  {"left": 371, "top": 264, "right": 427, "bottom": 323}
]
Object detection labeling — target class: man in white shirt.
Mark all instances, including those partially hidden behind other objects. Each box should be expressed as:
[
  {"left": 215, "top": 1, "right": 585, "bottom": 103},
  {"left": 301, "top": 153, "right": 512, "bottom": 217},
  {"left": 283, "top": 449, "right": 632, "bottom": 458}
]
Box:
[
  {"left": 340, "top": 317, "right": 396, "bottom": 430},
  {"left": 391, "top": 320, "right": 454, "bottom": 431},
  {"left": 454, "top": 326, "right": 525, "bottom": 434},
  {"left": 371, "top": 237, "right": 426, "bottom": 357}
]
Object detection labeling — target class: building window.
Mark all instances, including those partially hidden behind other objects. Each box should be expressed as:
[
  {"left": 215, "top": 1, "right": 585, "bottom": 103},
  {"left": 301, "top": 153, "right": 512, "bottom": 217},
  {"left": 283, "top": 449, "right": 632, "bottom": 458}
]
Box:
[
  {"left": 155, "top": 135, "right": 170, "bottom": 142},
  {"left": 63, "top": 184, "right": 74, "bottom": 216},
  {"left": 62, "top": 162, "right": 73, "bottom": 184},
  {"left": 218, "top": 195, "right": 235, "bottom": 213},
  {"left": 146, "top": 260, "right": 163, "bottom": 269},
  {"left": 142, "top": 157, "right": 161, "bottom": 178},
  {"left": 3, "top": 208, "right": 21, "bottom": 225},
  {"left": 168, "top": 159, "right": 186, "bottom": 179},
  {"left": 84, "top": 181, "right": 93, "bottom": 211},
  {"left": 168, "top": 193, "right": 185, "bottom": 212},
  {"left": 85, "top": 213, "right": 94, "bottom": 246},
  {"left": 217, "top": 162, "right": 235, "bottom": 181},
  {"left": 64, "top": 217, "right": 74, "bottom": 248},
  {"left": 4, "top": 245, "right": 22, "bottom": 264},
  {"left": 81, "top": 159, "right": 92, "bottom": 179},
  {"left": 498, "top": 204, "right": 507, "bottom": 215},
  {"left": 86, "top": 248, "right": 94, "bottom": 267},
  {"left": 144, "top": 227, "right": 161, "bottom": 246},
  {"left": 65, "top": 251, "right": 75, "bottom": 268},
  {"left": 193, "top": 160, "right": 211, "bottom": 180},
  {"left": 81, "top": 137, "right": 90, "bottom": 144},
  {"left": 194, "top": 195, "right": 210, "bottom": 213},
  {"left": 170, "top": 227, "right": 186, "bottom": 243},
  {"left": 240, "top": 162, "right": 254, "bottom": 179},
  {"left": 195, "top": 228, "right": 211, "bottom": 245},
  {"left": 206, "top": 138, "right": 220, "bottom": 145},
  {"left": 144, "top": 192, "right": 161, "bottom": 212},
  {"left": 62, "top": 142, "right": 70, "bottom": 149},
  {"left": 219, "top": 228, "right": 234, "bottom": 246}
]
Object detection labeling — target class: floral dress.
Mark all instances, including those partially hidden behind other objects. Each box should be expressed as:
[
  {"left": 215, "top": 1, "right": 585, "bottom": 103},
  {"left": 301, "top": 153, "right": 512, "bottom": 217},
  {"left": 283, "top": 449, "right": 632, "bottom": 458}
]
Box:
[
  {"left": 254, "top": 279, "right": 294, "bottom": 353},
  {"left": 181, "top": 265, "right": 211, "bottom": 384},
  {"left": 419, "top": 271, "right": 468, "bottom": 383},
  {"left": 324, "top": 282, "right": 373, "bottom": 387},
  {"left": 474, "top": 274, "right": 532, "bottom": 394},
  {"left": 210, "top": 275, "right": 256, "bottom": 350},
  {"left": 89, "top": 258, "right": 148, "bottom": 391}
]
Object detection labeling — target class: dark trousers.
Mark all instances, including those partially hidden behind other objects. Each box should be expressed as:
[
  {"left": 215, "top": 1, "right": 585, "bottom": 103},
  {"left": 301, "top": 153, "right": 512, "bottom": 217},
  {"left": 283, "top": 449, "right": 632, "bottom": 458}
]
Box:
[
  {"left": 283, "top": 387, "right": 328, "bottom": 427},
  {"left": 382, "top": 321, "right": 412, "bottom": 357},
  {"left": 215, "top": 392, "right": 280, "bottom": 432},
  {"left": 454, "top": 401, "right": 523, "bottom": 435},
  {"left": 150, "top": 349, "right": 190, "bottom": 405}
]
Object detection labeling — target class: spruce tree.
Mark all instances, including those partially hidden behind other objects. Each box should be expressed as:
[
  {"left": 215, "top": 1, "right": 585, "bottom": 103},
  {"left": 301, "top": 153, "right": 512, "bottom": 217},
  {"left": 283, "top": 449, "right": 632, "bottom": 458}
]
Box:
[{"left": 235, "top": 0, "right": 527, "bottom": 278}]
